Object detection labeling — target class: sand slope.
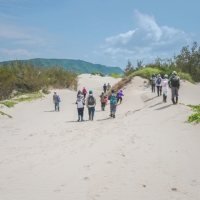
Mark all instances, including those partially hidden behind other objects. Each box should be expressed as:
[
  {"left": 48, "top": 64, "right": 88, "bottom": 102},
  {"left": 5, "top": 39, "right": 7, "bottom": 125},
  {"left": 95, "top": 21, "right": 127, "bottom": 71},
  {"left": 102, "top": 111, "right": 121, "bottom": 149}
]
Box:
[{"left": 0, "top": 74, "right": 200, "bottom": 200}]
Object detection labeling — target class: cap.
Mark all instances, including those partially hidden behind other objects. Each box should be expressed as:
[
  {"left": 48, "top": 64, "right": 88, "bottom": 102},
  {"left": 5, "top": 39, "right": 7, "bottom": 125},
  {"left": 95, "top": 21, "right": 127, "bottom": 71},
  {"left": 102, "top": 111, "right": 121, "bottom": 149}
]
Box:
[{"left": 89, "top": 90, "right": 93, "bottom": 94}]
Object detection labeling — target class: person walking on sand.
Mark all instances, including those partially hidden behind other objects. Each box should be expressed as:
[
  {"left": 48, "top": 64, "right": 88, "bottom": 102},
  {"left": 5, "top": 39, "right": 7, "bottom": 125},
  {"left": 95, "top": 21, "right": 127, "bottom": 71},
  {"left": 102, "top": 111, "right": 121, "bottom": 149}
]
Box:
[
  {"left": 99, "top": 91, "right": 106, "bottom": 111},
  {"left": 77, "top": 90, "right": 82, "bottom": 98},
  {"left": 53, "top": 92, "right": 60, "bottom": 111},
  {"left": 162, "top": 74, "right": 169, "bottom": 103},
  {"left": 76, "top": 94, "right": 85, "bottom": 121},
  {"left": 109, "top": 90, "right": 117, "bottom": 118},
  {"left": 168, "top": 71, "right": 180, "bottom": 105},
  {"left": 86, "top": 90, "right": 96, "bottom": 120},
  {"left": 103, "top": 83, "right": 107, "bottom": 93},
  {"left": 156, "top": 74, "right": 162, "bottom": 97},
  {"left": 150, "top": 74, "right": 156, "bottom": 93},
  {"left": 107, "top": 83, "right": 111, "bottom": 91},
  {"left": 82, "top": 87, "right": 87, "bottom": 99},
  {"left": 117, "top": 89, "right": 124, "bottom": 104}
]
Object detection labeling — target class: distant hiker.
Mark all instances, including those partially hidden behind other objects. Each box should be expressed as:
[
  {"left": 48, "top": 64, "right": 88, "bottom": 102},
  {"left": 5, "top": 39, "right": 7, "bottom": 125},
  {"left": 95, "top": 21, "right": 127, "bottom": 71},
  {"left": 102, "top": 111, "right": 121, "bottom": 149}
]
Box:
[
  {"left": 77, "top": 90, "right": 82, "bottom": 98},
  {"left": 150, "top": 74, "right": 156, "bottom": 93},
  {"left": 86, "top": 90, "right": 96, "bottom": 120},
  {"left": 76, "top": 94, "right": 85, "bottom": 121},
  {"left": 109, "top": 90, "right": 117, "bottom": 118},
  {"left": 156, "top": 74, "right": 162, "bottom": 96},
  {"left": 82, "top": 87, "right": 88, "bottom": 99},
  {"left": 168, "top": 71, "right": 180, "bottom": 105},
  {"left": 99, "top": 91, "right": 106, "bottom": 111},
  {"left": 107, "top": 83, "right": 111, "bottom": 91},
  {"left": 53, "top": 92, "right": 60, "bottom": 111},
  {"left": 117, "top": 89, "right": 124, "bottom": 104},
  {"left": 162, "top": 74, "right": 169, "bottom": 103},
  {"left": 103, "top": 83, "right": 107, "bottom": 93}
]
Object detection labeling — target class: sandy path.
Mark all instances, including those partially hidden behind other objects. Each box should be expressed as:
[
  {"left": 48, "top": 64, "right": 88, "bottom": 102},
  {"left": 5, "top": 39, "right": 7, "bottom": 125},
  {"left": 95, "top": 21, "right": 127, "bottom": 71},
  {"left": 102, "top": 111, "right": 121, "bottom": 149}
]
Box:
[{"left": 0, "top": 75, "right": 200, "bottom": 200}]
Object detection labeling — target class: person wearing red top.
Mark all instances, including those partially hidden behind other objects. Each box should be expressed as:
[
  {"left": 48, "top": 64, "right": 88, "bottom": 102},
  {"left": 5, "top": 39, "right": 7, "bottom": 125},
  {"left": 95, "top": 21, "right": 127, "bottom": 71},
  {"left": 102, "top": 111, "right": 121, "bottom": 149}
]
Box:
[{"left": 82, "top": 87, "right": 88, "bottom": 99}]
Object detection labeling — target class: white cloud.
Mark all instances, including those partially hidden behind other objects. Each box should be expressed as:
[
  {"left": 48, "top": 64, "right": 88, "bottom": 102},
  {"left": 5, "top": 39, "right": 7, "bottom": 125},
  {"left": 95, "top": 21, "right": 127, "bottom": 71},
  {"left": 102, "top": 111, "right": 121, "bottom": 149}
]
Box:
[
  {"left": 0, "top": 48, "right": 38, "bottom": 60},
  {"left": 98, "top": 10, "right": 193, "bottom": 66}
]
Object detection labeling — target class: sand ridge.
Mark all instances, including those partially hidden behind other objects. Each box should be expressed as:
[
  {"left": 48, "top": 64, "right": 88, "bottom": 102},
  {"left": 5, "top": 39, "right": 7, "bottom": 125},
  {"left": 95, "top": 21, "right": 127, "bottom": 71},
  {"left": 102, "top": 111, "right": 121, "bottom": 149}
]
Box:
[{"left": 0, "top": 74, "right": 200, "bottom": 200}]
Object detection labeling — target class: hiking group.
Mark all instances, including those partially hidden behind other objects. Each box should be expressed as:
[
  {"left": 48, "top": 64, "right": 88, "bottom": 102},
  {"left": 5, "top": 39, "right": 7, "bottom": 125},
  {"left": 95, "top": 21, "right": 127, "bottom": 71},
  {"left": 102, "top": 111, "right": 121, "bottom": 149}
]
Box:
[
  {"left": 52, "top": 83, "right": 125, "bottom": 122},
  {"left": 150, "top": 71, "right": 180, "bottom": 104}
]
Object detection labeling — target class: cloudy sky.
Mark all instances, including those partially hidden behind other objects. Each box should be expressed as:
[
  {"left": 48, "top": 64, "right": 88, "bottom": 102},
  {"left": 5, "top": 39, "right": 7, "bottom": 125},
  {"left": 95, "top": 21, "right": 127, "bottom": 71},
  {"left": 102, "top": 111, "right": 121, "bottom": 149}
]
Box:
[{"left": 0, "top": 0, "right": 200, "bottom": 68}]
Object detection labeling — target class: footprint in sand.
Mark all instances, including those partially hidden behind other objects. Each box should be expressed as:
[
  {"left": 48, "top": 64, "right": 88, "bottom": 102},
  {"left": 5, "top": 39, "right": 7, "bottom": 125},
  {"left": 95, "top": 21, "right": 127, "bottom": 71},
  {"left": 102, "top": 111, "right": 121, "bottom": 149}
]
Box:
[{"left": 83, "top": 177, "right": 89, "bottom": 181}]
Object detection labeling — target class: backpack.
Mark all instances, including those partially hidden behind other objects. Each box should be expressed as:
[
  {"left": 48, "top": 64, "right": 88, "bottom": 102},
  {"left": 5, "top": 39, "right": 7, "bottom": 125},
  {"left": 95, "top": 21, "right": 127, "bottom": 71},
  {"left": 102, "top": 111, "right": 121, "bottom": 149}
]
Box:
[
  {"left": 171, "top": 76, "right": 179, "bottom": 87},
  {"left": 101, "top": 95, "right": 105, "bottom": 103},
  {"left": 57, "top": 96, "right": 61, "bottom": 102},
  {"left": 152, "top": 77, "right": 156, "bottom": 84},
  {"left": 77, "top": 99, "right": 84, "bottom": 108},
  {"left": 156, "top": 78, "right": 161, "bottom": 84},
  {"left": 88, "top": 96, "right": 95, "bottom": 105},
  {"left": 162, "top": 80, "right": 168, "bottom": 87},
  {"left": 110, "top": 94, "right": 117, "bottom": 104}
]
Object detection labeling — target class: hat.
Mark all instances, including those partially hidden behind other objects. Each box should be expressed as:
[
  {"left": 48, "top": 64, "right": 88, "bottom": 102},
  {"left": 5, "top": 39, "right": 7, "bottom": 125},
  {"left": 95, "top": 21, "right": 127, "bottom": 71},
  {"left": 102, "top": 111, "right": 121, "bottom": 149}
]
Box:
[
  {"left": 172, "top": 71, "right": 177, "bottom": 75},
  {"left": 152, "top": 74, "right": 155, "bottom": 77},
  {"left": 89, "top": 90, "right": 93, "bottom": 94},
  {"left": 157, "top": 74, "right": 161, "bottom": 77},
  {"left": 111, "top": 89, "right": 115, "bottom": 93},
  {"left": 164, "top": 74, "right": 168, "bottom": 78}
]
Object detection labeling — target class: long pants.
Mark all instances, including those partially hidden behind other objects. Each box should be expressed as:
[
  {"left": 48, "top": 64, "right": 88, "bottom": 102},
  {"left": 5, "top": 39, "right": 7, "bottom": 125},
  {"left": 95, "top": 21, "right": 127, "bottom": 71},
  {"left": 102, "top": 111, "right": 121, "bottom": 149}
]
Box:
[
  {"left": 110, "top": 104, "right": 117, "bottom": 114},
  {"left": 171, "top": 87, "right": 179, "bottom": 99},
  {"left": 55, "top": 103, "right": 59, "bottom": 110},
  {"left": 83, "top": 94, "right": 86, "bottom": 99},
  {"left": 77, "top": 107, "right": 84, "bottom": 119},
  {"left": 151, "top": 84, "right": 155, "bottom": 92},
  {"left": 117, "top": 97, "right": 122, "bottom": 103},
  {"left": 88, "top": 107, "right": 95, "bottom": 117},
  {"left": 101, "top": 102, "right": 106, "bottom": 109},
  {"left": 157, "top": 86, "right": 162, "bottom": 96}
]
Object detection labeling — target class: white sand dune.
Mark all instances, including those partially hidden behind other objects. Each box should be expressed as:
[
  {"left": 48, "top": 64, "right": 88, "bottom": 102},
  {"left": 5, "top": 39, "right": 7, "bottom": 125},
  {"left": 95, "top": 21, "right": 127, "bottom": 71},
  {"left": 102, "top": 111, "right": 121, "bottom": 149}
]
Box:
[{"left": 0, "top": 74, "right": 200, "bottom": 200}]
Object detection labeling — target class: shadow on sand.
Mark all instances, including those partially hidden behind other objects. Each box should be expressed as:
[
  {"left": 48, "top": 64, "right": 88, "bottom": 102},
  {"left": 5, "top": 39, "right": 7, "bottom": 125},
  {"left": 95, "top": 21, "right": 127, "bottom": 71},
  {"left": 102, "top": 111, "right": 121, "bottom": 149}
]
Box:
[
  {"left": 148, "top": 102, "right": 163, "bottom": 108},
  {"left": 66, "top": 119, "right": 90, "bottom": 123},
  {"left": 144, "top": 96, "right": 158, "bottom": 102},
  {"left": 154, "top": 104, "right": 172, "bottom": 111},
  {"left": 44, "top": 110, "right": 56, "bottom": 112},
  {"left": 96, "top": 117, "right": 112, "bottom": 121}
]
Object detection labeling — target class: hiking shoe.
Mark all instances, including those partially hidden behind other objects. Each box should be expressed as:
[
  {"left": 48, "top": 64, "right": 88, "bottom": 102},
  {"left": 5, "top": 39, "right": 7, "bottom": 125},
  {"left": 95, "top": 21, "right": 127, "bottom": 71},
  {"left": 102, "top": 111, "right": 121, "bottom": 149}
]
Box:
[
  {"left": 113, "top": 115, "right": 115, "bottom": 118},
  {"left": 110, "top": 114, "right": 113, "bottom": 117}
]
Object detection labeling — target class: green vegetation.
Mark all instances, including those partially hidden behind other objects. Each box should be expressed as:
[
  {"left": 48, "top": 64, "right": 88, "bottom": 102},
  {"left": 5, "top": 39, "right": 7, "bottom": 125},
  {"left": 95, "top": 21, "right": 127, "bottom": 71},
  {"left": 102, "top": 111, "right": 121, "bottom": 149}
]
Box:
[
  {"left": 91, "top": 72, "right": 105, "bottom": 77},
  {"left": 0, "top": 62, "right": 78, "bottom": 100},
  {"left": 0, "top": 111, "right": 12, "bottom": 118},
  {"left": 187, "top": 105, "right": 200, "bottom": 124},
  {"left": 42, "top": 88, "right": 51, "bottom": 94},
  {"left": 109, "top": 73, "right": 121, "bottom": 78},
  {"left": 0, "top": 58, "right": 123, "bottom": 75},
  {"left": 14, "top": 92, "right": 43, "bottom": 102},
  {"left": 0, "top": 101, "right": 17, "bottom": 108},
  {"left": 123, "top": 42, "right": 200, "bottom": 83}
]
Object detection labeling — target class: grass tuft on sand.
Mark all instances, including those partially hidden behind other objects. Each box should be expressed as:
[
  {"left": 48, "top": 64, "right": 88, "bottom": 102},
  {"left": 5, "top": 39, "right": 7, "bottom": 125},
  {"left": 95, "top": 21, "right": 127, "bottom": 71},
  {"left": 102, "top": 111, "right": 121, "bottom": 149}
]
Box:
[
  {"left": 0, "top": 101, "right": 17, "bottom": 108},
  {"left": 0, "top": 111, "right": 12, "bottom": 118},
  {"left": 14, "top": 92, "right": 44, "bottom": 102},
  {"left": 187, "top": 104, "right": 200, "bottom": 124}
]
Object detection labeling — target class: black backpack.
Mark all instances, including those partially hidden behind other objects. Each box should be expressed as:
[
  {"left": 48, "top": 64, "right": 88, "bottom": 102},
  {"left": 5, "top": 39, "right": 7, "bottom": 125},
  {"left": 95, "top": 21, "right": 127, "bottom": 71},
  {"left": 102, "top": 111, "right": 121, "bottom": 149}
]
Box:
[
  {"left": 171, "top": 76, "right": 179, "bottom": 87},
  {"left": 88, "top": 96, "right": 95, "bottom": 105},
  {"left": 156, "top": 77, "right": 161, "bottom": 84}
]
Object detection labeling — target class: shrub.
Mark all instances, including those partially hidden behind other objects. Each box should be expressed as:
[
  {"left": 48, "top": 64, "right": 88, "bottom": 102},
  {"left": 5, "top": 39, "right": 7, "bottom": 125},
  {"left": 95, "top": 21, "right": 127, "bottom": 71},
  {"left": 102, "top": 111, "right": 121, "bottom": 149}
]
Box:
[
  {"left": 0, "top": 66, "right": 15, "bottom": 100},
  {"left": 0, "top": 101, "right": 17, "bottom": 108},
  {"left": 109, "top": 73, "right": 121, "bottom": 78},
  {"left": 91, "top": 72, "right": 105, "bottom": 77},
  {"left": 187, "top": 104, "right": 200, "bottom": 124},
  {"left": 42, "top": 88, "right": 51, "bottom": 94}
]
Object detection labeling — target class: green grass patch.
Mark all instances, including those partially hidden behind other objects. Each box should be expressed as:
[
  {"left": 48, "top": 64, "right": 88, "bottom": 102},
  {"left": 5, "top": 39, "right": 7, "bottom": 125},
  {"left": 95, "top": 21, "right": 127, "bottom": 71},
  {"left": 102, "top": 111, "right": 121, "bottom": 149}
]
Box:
[
  {"left": 109, "top": 73, "right": 121, "bottom": 78},
  {"left": 0, "top": 111, "right": 12, "bottom": 118},
  {"left": 179, "top": 72, "right": 195, "bottom": 84},
  {"left": 42, "top": 88, "right": 51, "bottom": 94},
  {"left": 0, "top": 101, "right": 17, "bottom": 108},
  {"left": 130, "top": 68, "right": 163, "bottom": 80},
  {"left": 14, "top": 92, "right": 44, "bottom": 102},
  {"left": 130, "top": 67, "right": 194, "bottom": 84},
  {"left": 187, "top": 104, "right": 200, "bottom": 124}
]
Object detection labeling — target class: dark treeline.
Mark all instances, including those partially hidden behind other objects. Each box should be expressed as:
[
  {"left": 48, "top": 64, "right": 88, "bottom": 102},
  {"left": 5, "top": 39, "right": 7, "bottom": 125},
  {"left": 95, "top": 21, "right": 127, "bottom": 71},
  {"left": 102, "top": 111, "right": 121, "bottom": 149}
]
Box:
[
  {"left": 124, "top": 42, "right": 200, "bottom": 82},
  {"left": 0, "top": 61, "right": 78, "bottom": 100}
]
